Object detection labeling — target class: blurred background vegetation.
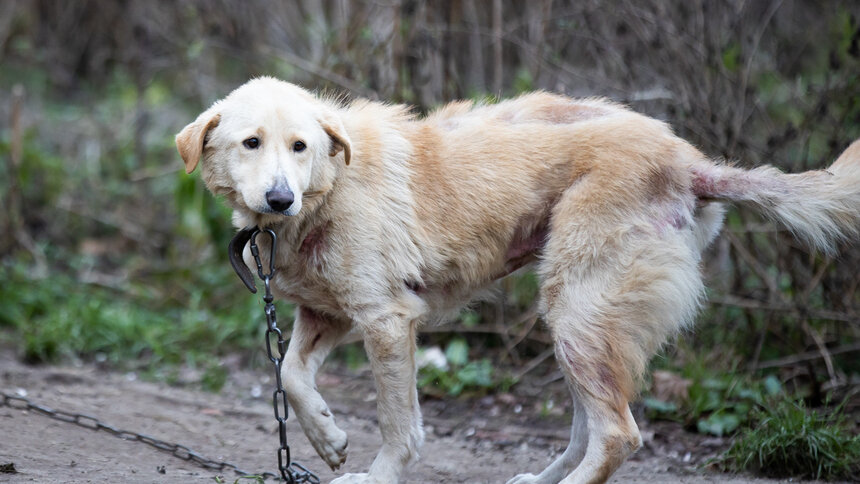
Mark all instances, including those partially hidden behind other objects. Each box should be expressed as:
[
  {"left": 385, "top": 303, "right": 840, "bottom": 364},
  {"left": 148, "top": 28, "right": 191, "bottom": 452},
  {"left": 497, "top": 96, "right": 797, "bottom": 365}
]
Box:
[{"left": 1, "top": 0, "right": 859, "bottom": 474}]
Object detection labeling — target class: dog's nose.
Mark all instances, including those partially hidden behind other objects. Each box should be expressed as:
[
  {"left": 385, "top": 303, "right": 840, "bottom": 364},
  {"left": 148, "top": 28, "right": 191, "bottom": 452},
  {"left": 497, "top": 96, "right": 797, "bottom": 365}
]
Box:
[{"left": 266, "top": 188, "right": 294, "bottom": 212}]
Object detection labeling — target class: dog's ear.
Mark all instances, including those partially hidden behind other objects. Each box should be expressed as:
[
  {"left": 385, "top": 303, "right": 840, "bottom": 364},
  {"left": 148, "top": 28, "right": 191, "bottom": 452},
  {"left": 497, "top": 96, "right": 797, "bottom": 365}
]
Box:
[
  {"left": 176, "top": 111, "right": 222, "bottom": 174},
  {"left": 319, "top": 113, "right": 352, "bottom": 166}
]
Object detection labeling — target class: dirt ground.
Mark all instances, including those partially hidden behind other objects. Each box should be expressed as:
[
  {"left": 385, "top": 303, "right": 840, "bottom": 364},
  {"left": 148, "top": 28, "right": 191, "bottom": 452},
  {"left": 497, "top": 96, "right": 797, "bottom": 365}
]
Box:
[{"left": 0, "top": 351, "right": 839, "bottom": 484}]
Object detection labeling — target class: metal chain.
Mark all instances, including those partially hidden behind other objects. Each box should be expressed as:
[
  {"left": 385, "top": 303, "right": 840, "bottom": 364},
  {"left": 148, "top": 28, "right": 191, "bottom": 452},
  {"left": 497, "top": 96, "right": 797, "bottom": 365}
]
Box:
[
  {"left": 248, "top": 228, "right": 319, "bottom": 484},
  {"left": 0, "top": 227, "right": 320, "bottom": 483},
  {"left": 0, "top": 391, "right": 276, "bottom": 479}
]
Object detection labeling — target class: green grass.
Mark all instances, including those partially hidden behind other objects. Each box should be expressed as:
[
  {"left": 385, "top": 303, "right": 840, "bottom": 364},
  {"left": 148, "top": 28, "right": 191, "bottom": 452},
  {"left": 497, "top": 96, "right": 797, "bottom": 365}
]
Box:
[
  {"left": 721, "top": 400, "right": 860, "bottom": 481},
  {"left": 0, "top": 256, "right": 276, "bottom": 390},
  {"left": 645, "top": 363, "right": 860, "bottom": 480},
  {"left": 417, "top": 337, "right": 515, "bottom": 397},
  {"left": 644, "top": 360, "right": 783, "bottom": 437}
]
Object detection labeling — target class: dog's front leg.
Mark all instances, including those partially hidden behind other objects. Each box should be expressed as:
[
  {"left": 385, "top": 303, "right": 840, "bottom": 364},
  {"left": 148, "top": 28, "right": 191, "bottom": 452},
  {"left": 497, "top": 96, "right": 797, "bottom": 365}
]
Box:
[
  {"left": 282, "top": 306, "right": 352, "bottom": 470},
  {"left": 332, "top": 313, "right": 423, "bottom": 484}
]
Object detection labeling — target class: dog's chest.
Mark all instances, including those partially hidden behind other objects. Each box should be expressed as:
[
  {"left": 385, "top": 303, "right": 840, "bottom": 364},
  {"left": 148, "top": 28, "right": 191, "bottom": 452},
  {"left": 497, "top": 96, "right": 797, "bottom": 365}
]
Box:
[{"left": 269, "top": 221, "right": 348, "bottom": 313}]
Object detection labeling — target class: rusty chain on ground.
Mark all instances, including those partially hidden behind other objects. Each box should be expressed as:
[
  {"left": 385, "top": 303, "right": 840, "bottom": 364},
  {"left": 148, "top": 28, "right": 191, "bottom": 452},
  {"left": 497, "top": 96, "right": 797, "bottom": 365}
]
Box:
[
  {"left": 0, "top": 390, "right": 282, "bottom": 479},
  {"left": 0, "top": 227, "right": 320, "bottom": 483}
]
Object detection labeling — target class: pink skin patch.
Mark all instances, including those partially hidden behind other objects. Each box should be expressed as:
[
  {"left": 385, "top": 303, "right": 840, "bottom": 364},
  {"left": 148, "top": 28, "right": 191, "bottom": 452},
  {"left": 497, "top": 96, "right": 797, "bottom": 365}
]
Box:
[
  {"left": 298, "top": 306, "right": 327, "bottom": 362},
  {"left": 690, "top": 166, "right": 761, "bottom": 201},
  {"left": 691, "top": 169, "right": 732, "bottom": 199},
  {"left": 652, "top": 203, "right": 691, "bottom": 233},
  {"left": 404, "top": 279, "right": 425, "bottom": 294},
  {"left": 493, "top": 220, "right": 549, "bottom": 279},
  {"left": 668, "top": 211, "right": 687, "bottom": 229},
  {"left": 300, "top": 223, "right": 329, "bottom": 268},
  {"left": 506, "top": 223, "right": 549, "bottom": 261},
  {"left": 560, "top": 339, "right": 619, "bottom": 401},
  {"left": 560, "top": 340, "right": 581, "bottom": 374},
  {"left": 299, "top": 305, "right": 325, "bottom": 328},
  {"left": 691, "top": 165, "right": 792, "bottom": 205}
]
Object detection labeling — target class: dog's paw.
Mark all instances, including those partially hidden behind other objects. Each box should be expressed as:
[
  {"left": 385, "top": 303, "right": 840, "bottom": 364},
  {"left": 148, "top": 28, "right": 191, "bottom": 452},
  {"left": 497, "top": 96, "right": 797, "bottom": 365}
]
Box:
[
  {"left": 307, "top": 422, "right": 349, "bottom": 470},
  {"left": 506, "top": 473, "right": 543, "bottom": 484},
  {"left": 330, "top": 472, "right": 372, "bottom": 484}
]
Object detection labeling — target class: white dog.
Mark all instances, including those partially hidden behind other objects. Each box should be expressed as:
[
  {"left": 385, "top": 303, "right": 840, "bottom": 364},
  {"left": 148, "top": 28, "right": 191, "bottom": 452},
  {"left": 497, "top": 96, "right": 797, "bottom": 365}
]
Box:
[{"left": 177, "top": 77, "right": 860, "bottom": 484}]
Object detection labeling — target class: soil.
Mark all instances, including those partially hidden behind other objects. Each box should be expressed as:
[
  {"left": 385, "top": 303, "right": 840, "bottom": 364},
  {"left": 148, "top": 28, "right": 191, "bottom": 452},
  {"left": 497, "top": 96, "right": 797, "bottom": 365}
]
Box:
[{"left": 0, "top": 351, "right": 839, "bottom": 484}]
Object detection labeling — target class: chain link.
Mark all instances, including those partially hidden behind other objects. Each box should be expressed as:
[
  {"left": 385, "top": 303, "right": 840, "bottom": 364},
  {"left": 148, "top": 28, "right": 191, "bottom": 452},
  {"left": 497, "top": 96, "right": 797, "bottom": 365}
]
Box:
[
  {"left": 248, "top": 227, "right": 320, "bottom": 484},
  {"left": 0, "top": 391, "right": 276, "bottom": 478},
  {"left": 0, "top": 227, "right": 320, "bottom": 483}
]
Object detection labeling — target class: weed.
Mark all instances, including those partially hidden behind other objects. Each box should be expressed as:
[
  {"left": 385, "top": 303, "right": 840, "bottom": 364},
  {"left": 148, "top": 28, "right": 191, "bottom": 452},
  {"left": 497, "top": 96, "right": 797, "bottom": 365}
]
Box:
[
  {"left": 0, "top": 256, "right": 268, "bottom": 390},
  {"left": 538, "top": 398, "right": 557, "bottom": 418},
  {"left": 201, "top": 363, "right": 229, "bottom": 392},
  {"left": 417, "top": 338, "right": 512, "bottom": 397},
  {"left": 332, "top": 343, "right": 369, "bottom": 371},
  {"left": 644, "top": 362, "right": 782, "bottom": 437},
  {"left": 721, "top": 400, "right": 860, "bottom": 480}
]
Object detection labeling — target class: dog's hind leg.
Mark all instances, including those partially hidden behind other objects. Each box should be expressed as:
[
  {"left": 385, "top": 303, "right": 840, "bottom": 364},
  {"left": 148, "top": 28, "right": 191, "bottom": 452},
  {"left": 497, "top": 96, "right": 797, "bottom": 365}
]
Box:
[
  {"left": 511, "top": 174, "right": 705, "bottom": 484},
  {"left": 282, "top": 306, "right": 352, "bottom": 470},
  {"left": 332, "top": 312, "right": 423, "bottom": 484},
  {"left": 507, "top": 391, "right": 588, "bottom": 484}
]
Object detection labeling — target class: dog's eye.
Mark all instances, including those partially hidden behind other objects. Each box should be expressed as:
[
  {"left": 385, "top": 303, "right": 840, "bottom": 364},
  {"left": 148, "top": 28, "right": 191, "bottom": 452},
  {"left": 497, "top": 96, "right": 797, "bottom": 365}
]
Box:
[
  {"left": 243, "top": 137, "right": 260, "bottom": 149},
  {"left": 293, "top": 140, "right": 306, "bottom": 152}
]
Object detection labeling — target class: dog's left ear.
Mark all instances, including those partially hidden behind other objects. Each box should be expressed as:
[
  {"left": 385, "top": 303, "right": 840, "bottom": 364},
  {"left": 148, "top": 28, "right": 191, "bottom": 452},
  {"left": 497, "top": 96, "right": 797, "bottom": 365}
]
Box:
[
  {"left": 176, "top": 110, "right": 222, "bottom": 174},
  {"left": 319, "top": 112, "right": 352, "bottom": 166}
]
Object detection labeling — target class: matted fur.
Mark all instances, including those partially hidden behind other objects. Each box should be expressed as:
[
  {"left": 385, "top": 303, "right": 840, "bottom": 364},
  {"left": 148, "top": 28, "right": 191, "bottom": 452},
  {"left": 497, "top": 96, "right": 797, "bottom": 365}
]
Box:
[{"left": 177, "top": 77, "right": 860, "bottom": 484}]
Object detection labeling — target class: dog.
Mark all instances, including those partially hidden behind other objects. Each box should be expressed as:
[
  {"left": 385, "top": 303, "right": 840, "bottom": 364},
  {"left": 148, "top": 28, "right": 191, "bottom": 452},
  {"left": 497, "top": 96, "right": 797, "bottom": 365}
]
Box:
[{"left": 176, "top": 77, "right": 860, "bottom": 484}]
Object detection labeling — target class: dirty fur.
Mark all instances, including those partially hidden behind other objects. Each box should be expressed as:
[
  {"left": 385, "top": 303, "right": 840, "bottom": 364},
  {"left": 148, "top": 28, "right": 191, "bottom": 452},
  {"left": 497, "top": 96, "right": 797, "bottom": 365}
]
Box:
[{"left": 176, "top": 77, "right": 860, "bottom": 484}]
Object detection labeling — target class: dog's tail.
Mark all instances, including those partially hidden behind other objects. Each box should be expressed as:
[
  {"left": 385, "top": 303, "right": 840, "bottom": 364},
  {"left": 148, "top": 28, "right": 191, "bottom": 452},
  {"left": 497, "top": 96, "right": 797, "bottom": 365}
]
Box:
[{"left": 691, "top": 140, "right": 860, "bottom": 254}]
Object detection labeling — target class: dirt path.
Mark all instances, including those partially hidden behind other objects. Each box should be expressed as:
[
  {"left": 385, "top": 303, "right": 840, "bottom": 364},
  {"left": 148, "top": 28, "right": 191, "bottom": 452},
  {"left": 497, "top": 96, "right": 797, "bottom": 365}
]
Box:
[{"left": 0, "top": 353, "right": 834, "bottom": 484}]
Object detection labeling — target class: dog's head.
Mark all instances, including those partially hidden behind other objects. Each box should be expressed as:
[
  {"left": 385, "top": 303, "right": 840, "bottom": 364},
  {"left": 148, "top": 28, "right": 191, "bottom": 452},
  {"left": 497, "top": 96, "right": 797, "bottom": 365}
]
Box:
[{"left": 176, "top": 77, "right": 351, "bottom": 219}]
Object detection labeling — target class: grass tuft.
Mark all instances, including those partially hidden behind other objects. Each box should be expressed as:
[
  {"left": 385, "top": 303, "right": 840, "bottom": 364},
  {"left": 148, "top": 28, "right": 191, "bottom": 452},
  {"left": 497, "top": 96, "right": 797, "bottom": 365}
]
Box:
[{"left": 721, "top": 400, "right": 860, "bottom": 481}]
